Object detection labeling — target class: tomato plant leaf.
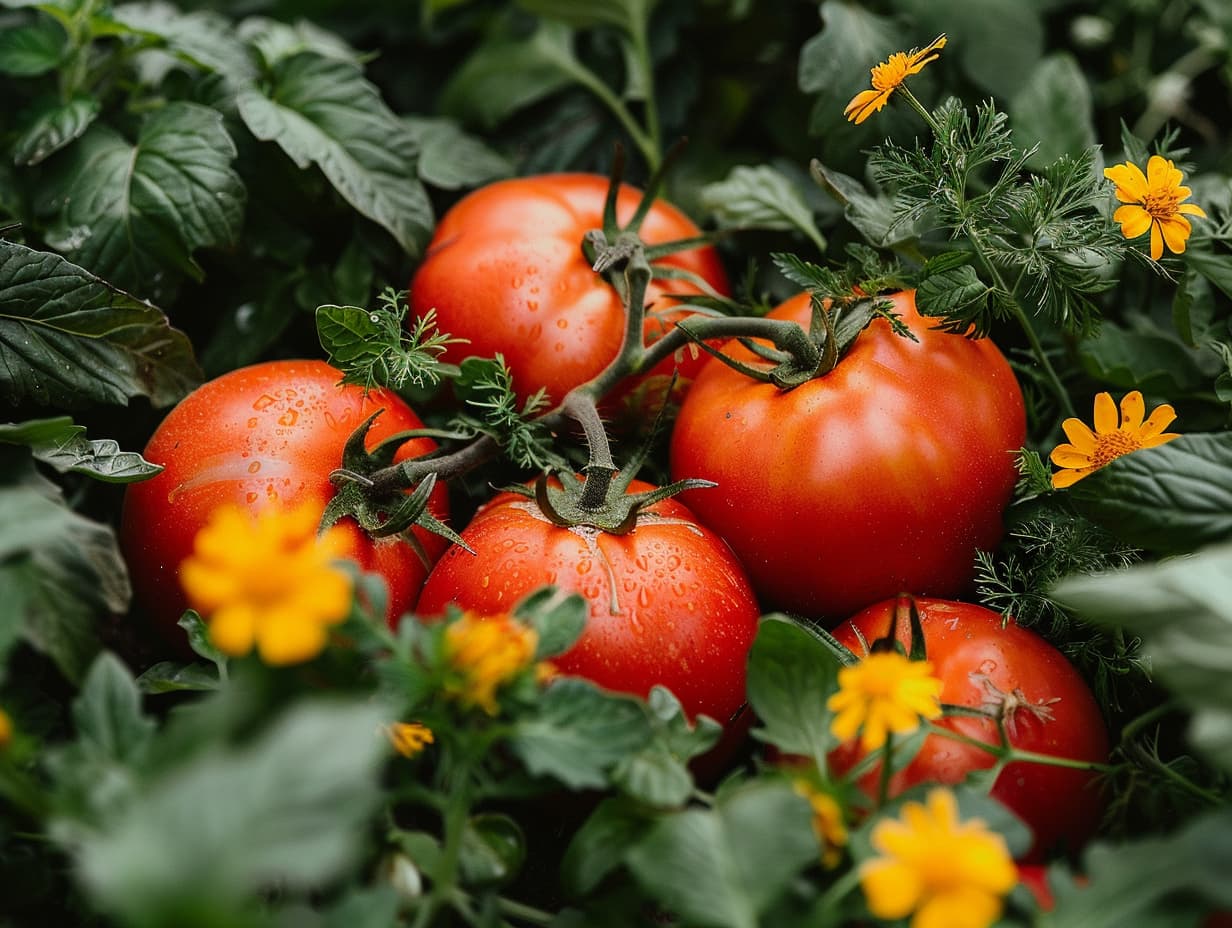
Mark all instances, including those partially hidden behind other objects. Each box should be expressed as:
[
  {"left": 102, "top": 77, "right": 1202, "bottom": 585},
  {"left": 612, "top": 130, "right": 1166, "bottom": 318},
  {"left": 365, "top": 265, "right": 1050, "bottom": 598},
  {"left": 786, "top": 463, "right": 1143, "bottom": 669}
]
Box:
[
  {"left": 405, "top": 116, "right": 514, "bottom": 191},
  {"left": 1068, "top": 433, "right": 1232, "bottom": 555},
  {"left": 624, "top": 779, "right": 819, "bottom": 928},
  {"left": 237, "top": 52, "right": 433, "bottom": 258},
  {"left": 459, "top": 813, "right": 526, "bottom": 887},
  {"left": 701, "top": 165, "right": 827, "bottom": 254},
  {"left": 561, "top": 796, "right": 656, "bottom": 897},
  {"left": 798, "top": 2, "right": 901, "bottom": 137},
  {"left": 745, "top": 615, "right": 844, "bottom": 765},
  {"left": 516, "top": 0, "right": 653, "bottom": 32},
  {"left": 611, "top": 686, "right": 718, "bottom": 808},
  {"left": 0, "top": 14, "right": 65, "bottom": 75},
  {"left": 238, "top": 15, "right": 365, "bottom": 69},
  {"left": 0, "top": 241, "right": 202, "bottom": 408},
  {"left": 1078, "top": 321, "right": 1206, "bottom": 395},
  {"left": 40, "top": 102, "right": 245, "bottom": 301},
  {"left": 11, "top": 94, "right": 100, "bottom": 166},
  {"left": 513, "top": 587, "right": 587, "bottom": 661},
  {"left": 71, "top": 652, "right": 156, "bottom": 766},
  {"left": 1010, "top": 54, "right": 1096, "bottom": 170},
  {"left": 110, "top": 4, "right": 257, "bottom": 85},
  {"left": 915, "top": 254, "right": 991, "bottom": 334},
  {"left": 135, "top": 661, "right": 220, "bottom": 694},
  {"left": 0, "top": 416, "right": 161, "bottom": 483}
]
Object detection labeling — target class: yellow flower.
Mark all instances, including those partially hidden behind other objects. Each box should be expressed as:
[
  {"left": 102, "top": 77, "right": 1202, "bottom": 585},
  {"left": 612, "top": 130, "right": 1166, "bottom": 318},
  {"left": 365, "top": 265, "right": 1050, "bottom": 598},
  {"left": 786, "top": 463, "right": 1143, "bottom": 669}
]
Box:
[
  {"left": 1104, "top": 155, "right": 1206, "bottom": 260},
  {"left": 387, "top": 721, "right": 434, "bottom": 758},
  {"left": 1050, "top": 390, "right": 1180, "bottom": 489},
  {"left": 794, "top": 780, "right": 848, "bottom": 868},
  {"left": 861, "top": 789, "right": 1017, "bottom": 928},
  {"left": 443, "top": 612, "right": 538, "bottom": 715},
  {"left": 828, "top": 652, "right": 943, "bottom": 751},
  {"left": 180, "top": 503, "right": 353, "bottom": 666},
  {"left": 844, "top": 34, "right": 947, "bottom": 125},
  {"left": 0, "top": 708, "right": 12, "bottom": 750}
]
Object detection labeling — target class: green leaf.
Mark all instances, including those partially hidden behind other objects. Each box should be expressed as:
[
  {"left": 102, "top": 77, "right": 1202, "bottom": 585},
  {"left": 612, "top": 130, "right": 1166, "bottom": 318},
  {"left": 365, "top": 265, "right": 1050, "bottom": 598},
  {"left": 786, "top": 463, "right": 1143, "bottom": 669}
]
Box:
[
  {"left": 11, "top": 94, "right": 100, "bottom": 166},
  {"left": 1053, "top": 542, "right": 1232, "bottom": 771},
  {"left": 111, "top": 3, "right": 257, "bottom": 85},
  {"left": 404, "top": 116, "right": 514, "bottom": 191},
  {"left": 1010, "top": 54, "right": 1096, "bottom": 170},
  {"left": 0, "top": 417, "right": 161, "bottom": 483},
  {"left": 459, "top": 813, "right": 526, "bottom": 887},
  {"left": 41, "top": 102, "right": 245, "bottom": 300},
  {"left": 510, "top": 678, "right": 650, "bottom": 790},
  {"left": 700, "top": 165, "right": 826, "bottom": 253},
  {"left": 624, "top": 779, "right": 819, "bottom": 928},
  {"left": 513, "top": 587, "right": 587, "bottom": 660},
  {"left": 134, "top": 661, "right": 220, "bottom": 694},
  {"left": 72, "top": 700, "right": 388, "bottom": 921},
  {"left": 1078, "top": 322, "right": 1206, "bottom": 395},
  {"left": 1068, "top": 433, "right": 1232, "bottom": 555},
  {"left": 561, "top": 796, "right": 655, "bottom": 897},
  {"left": 914, "top": 255, "right": 990, "bottom": 332},
  {"left": 237, "top": 15, "right": 365, "bottom": 70},
  {"left": 0, "top": 241, "right": 202, "bottom": 408},
  {"left": 745, "top": 615, "right": 844, "bottom": 763},
  {"left": 798, "top": 2, "right": 900, "bottom": 136},
  {"left": 1183, "top": 246, "right": 1232, "bottom": 304},
  {"left": 516, "top": 0, "right": 652, "bottom": 31},
  {"left": 237, "top": 52, "right": 433, "bottom": 258},
  {"left": 810, "top": 160, "right": 920, "bottom": 247},
  {"left": 72, "top": 652, "right": 156, "bottom": 765},
  {"left": 439, "top": 21, "right": 578, "bottom": 131},
  {"left": 612, "top": 687, "right": 719, "bottom": 807},
  {"left": 0, "top": 15, "right": 65, "bottom": 75}
]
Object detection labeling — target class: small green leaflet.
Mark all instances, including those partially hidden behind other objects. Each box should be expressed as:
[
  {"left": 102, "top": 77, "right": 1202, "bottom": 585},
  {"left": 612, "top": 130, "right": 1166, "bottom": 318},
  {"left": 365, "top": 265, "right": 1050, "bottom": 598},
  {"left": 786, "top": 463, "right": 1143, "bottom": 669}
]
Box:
[
  {"left": 701, "top": 165, "right": 826, "bottom": 253},
  {"left": 0, "top": 14, "right": 66, "bottom": 76},
  {"left": 0, "top": 417, "right": 161, "bottom": 483},
  {"left": 12, "top": 95, "right": 100, "bottom": 166}
]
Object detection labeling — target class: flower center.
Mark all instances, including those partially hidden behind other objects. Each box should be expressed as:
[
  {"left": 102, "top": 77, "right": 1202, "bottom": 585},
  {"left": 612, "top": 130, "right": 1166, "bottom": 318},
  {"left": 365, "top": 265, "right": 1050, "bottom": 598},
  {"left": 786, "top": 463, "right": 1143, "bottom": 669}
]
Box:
[
  {"left": 1141, "top": 189, "right": 1181, "bottom": 220},
  {"left": 870, "top": 53, "right": 911, "bottom": 91},
  {"left": 1091, "top": 430, "right": 1142, "bottom": 468}
]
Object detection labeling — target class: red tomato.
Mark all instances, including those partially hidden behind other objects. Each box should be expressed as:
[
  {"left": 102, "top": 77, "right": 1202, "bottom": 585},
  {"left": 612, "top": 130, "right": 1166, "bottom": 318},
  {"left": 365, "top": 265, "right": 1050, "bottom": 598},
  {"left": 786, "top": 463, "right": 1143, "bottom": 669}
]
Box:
[
  {"left": 408, "top": 173, "right": 729, "bottom": 418},
  {"left": 121, "top": 360, "right": 449, "bottom": 647},
  {"left": 415, "top": 478, "right": 760, "bottom": 730},
  {"left": 669, "top": 290, "right": 1025, "bottom": 621},
  {"left": 828, "top": 597, "right": 1110, "bottom": 862}
]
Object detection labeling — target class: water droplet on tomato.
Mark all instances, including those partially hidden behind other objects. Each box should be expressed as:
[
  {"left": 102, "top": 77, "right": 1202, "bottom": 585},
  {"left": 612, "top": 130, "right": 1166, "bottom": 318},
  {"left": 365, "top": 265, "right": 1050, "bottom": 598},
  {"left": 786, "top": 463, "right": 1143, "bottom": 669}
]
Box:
[
  {"left": 481, "top": 576, "right": 490, "bottom": 589},
  {"left": 278, "top": 409, "right": 298, "bottom": 427},
  {"left": 247, "top": 461, "right": 261, "bottom": 474},
  {"left": 252, "top": 394, "right": 275, "bottom": 411},
  {"left": 245, "top": 492, "right": 258, "bottom": 503},
  {"left": 527, "top": 301, "right": 539, "bottom": 312},
  {"left": 637, "top": 587, "right": 652, "bottom": 608},
  {"left": 324, "top": 411, "right": 338, "bottom": 429},
  {"left": 511, "top": 276, "right": 524, "bottom": 288},
  {"left": 576, "top": 560, "right": 592, "bottom": 575},
  {"left": 247, "top": 417, "right": 258, "bottom": 428},
  {"left": 556, "top": 319, "right": 568, "bottom": 329}
]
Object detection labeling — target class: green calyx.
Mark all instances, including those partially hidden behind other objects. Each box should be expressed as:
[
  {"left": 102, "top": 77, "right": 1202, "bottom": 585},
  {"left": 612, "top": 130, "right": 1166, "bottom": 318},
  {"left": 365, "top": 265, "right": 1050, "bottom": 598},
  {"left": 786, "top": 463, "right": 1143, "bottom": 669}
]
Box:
[{"left": 511, "top": 467, "right": 714, "bottom": 535}]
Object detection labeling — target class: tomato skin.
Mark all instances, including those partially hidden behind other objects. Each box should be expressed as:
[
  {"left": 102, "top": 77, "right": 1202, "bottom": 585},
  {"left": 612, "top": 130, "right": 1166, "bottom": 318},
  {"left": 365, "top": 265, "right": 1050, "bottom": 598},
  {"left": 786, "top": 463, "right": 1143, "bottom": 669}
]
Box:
[
  {"left": 828, "top": 597, "right": 1110, "bottom": 863},
  {"left": 121, "top": 359, "right": 449, "bottom": 646},
  {"left": 668, "top": 290, "right": 1025, "bottom": 621},
  {"left": 408, "top": 173, "right": 729, "bottom": 413},
  {"left": 415, "top": 479, "right": 760, "bottom": 728}
]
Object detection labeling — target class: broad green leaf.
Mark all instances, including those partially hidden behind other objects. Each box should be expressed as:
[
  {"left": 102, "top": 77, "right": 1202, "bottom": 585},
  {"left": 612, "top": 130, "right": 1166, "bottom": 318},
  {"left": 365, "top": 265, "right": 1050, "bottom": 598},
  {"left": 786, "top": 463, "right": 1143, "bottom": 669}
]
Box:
[
  {"left": 624, "top": 779, "right": 819, "bottom": 928},
  {"left": 516, "top": 0, "right": 653, "bottom": 31},
  {"left": 1078, "top": 322, "right": 1206, "bottom": 395},
  {"left": 701, "top": 165, "right": 826, "bottom": 253},
  {"left": 439, "top": 21, "right": 578, "bottom": 131},
  {"left": 745, "top": 615, "right": 844, "bottom": 763},
  {"left": 513, "top": 587, "right": 587, "bottom": 661},
  {"left": 73, "top": 700, "right": 388, "bottom": 921},
  {"left": 315, "top": 304, "right": 389, "bottom": 371},
  {"left": 405, "top": 116, "right": 514, "bottom": 191},
  {"left": 41, "top": 102, "right": 244, "bottom": 301},
  {"left": 134, "top": 661, "right": 220, "bottom": 694},
  {"left": 112, "top": 2, "right": 257, "bottom": 85},
  {"left": 612, "top": 687, "right": 719, "bottom": 808},
  {"left": 237, "top": 15, "right": 365, "bottom": 69},
  {"left": 798, "top": 2, "right": 900, "bottom": 137},
  {"left": 510, "top": 678, "right": 650, "bottom": 790},
  {"left": 0, "top": 417, "right": 161, "bottom": 483},
  {"left": 811, "top": 161, "right": 920, "bottom": 247},
  {"left": 1010, "top": 54, "right": 1096, "bottom": 169},
  {"left": 0, "top": 241, "right": 202, "bottom": 408},
  {"left": 1068, "top": 433, "right": 1232, "bottom": 555},
  {"left": 0, "top": 14, "right": 65, "bottom": 75},
  {"left": 1185, "top": 246, "right": 1232, "bottom": 304},
  {"left": 11, "top": 95, "right": 100, "bottom": 166},
  {"left": 915, "top": 256, "right": 989, "bottom": 322},
  {"left": 237, "top": 52, "right": 432, "bottom": 258},
  {"left": 73, "top": 652, "right": 156, "bottom": 765},
  {"left": 561, "top": 797, "right": 655, "bottom": 897},
  {"left": 1053, "top": 542, "right": 1232, "bottom": 771}
]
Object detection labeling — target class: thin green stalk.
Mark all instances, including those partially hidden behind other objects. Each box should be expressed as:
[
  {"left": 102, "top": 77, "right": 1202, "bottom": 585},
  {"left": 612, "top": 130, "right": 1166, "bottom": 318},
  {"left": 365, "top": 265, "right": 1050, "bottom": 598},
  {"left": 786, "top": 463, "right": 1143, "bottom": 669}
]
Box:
[
  {"left": 496, "top": 896, "right": 557, "bottom": 926},
  {"left": 567, "top": 63, "right": 660, "bottom": 173},
  {"left": 899, "top": 86, "right": 942, "bottom": 136}
]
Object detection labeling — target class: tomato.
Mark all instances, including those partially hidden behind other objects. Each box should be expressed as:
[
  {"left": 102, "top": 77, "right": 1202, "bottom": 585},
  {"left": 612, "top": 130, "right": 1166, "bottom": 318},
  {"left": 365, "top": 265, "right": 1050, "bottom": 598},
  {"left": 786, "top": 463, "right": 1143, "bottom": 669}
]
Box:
[
  {"left": 828, "top": 597, "right": 1110, "bottom": 862},
  {"left": 121, "top": 359, "right": 450, "bottom": 647},
  {"left": 668, "top": 290, "right": 1025, "bottom": 621},
  {"left": 408, "top": 173, "right": 730, "bottom": 418},
  {"left": 414, "top": 478, "right": 760, "bottom": 731}
]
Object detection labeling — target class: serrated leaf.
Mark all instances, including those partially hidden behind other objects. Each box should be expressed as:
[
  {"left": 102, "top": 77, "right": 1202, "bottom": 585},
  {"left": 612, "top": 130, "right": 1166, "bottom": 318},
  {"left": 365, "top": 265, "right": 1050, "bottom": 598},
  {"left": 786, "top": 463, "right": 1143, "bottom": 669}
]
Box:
[
  {"left": 701, "top": 165, "right": 826, "bottom": 252},
  {"left": 624, "top": 779, "right": 819, "bottom": 928},
  {"left": 73, "top": 652, "right": 156, "bottom": 765},
  {"left": 0, "top": 241, "right": 202, "bottom": 408},
  {"left": 11, "top": 95, "right": 100, "bottom": 166},
  {"left": 41, "top": 102, "right": 244, "bottom": 301},
  {"left": 915, "top": 258, "right": 989, "bottom": 327},
  {"left": 316, "top": 304, "right": 388, "bottom": 370},
  {"left": 0, "top": 15, "right": 65, "bottom": 75},
  {"left": 1010, "top": 54, "right": 1095, "bottom": 170},
  {"left": 405, "top": 116, "right": 514, "bottom": 191},
  {"left": 0, "top": 416, "right": 161, "bottom": 482},
  {"left": 237, "top": 51, "right": 432, "bottom": 257},
  {"left": 1068, "top": 433, "right": 1232, "bottom": 555}
]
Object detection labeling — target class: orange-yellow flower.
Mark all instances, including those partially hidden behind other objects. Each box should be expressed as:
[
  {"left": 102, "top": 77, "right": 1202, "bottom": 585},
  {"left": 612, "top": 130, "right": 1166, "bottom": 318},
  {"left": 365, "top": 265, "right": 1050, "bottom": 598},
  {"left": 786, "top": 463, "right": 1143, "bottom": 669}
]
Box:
[
  {"left": 1050, "top": 390, "right": 1180, "bottom": 488},
  {"left": 443, "top": 612, "right": 539, "bottom": 715},
  {"left": 844, "top": 35, "right": 947, "bottom": 125},
  {"left": 1104, "top": 155, "right": 1206, "bottom": 260},
  {"left": 387, "top": 722, "right": 434, "bottom": 758},
  {"left": 794, "top": 780, "right": 849, "bottom": 868},
  {"left": 180, "top": 503, "right": 353, "bottom": 665},
  {"left": 861, "top": 789, "right": 1017, "bottom": 928},
  {"left": 828, "top": 651, "right": 943, "bottom": 751}
]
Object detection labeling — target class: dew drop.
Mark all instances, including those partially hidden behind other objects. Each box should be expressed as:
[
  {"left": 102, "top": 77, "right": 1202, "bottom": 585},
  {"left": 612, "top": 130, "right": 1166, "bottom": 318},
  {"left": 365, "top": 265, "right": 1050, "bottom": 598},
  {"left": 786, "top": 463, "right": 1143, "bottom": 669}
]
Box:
[
  {"left": 278, "top": 409, "right": 299, "bottom": 427},
  {"left": 556, "top": 318, "right": 568, "bottom": 329},
  {"left": 637, "top": 587, "right": 652, "bottom": 608},
  {"left": 247, "top": 461, "right": 261, "bottom": 474},
  {"left": 576, "top": 560, "right": 592, "bottom": 575},
  {"left": 245, "top": 492, "right": 258, "bottom": 503},
  {"left": 324, "top": 411, "right": 338, "bottom": 429},
  {"left": 247, "top": 417, "right": 258, "bottom": 428},
  {"left": 252, "top": 394, "right": 276, "bottom": 411}
]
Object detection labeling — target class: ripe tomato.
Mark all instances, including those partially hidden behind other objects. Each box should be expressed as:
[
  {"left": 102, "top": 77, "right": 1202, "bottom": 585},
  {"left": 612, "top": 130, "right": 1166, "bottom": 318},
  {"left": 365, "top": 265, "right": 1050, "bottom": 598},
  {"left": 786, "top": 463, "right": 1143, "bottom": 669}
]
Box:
[
  {"left": 414, "top": 478, "right": 760, "bottom": 730},
  {"left": 669, "top": 290, "right": 1025, "bottom": 621},
  {"left": 408, "top": 173, "right": 730, "bottom": 418},
  {"left": 828, "top": 597, "right": 1110, "bottom": 862},
  {"left": 121, "top": 359, "right": 449, "bottom": 647}
]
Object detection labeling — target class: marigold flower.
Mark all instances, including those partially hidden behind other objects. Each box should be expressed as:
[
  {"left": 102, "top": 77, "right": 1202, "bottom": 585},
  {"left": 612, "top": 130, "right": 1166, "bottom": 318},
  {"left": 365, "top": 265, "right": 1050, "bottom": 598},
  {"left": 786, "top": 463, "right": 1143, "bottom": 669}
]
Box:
[
  {"left": 1050, "top": 390, "right": 1180, "bottom": 489},
  {"left": 443, "top": 612, "right": 539, "bottom": 715},
  {"left": 844, "top": 34, "right": 947, "bottom": 125},
  {"left": 828, "top": 651, "right": 943, "bottom": 751},
  {"left": 861, "top": 789, "right": 1017, "bottom": 928},
  {"left": 387, "top": 721, "right": 434, "bottom": 758},
  {"left": 794, "top": 780, "right": 848, "bottom": 868},
  {"left": 1104, "top": 155, "right": 1206, "bottom": 260},
  {"left": 180, "top": 503, "right": 353, "bottom": 666}
]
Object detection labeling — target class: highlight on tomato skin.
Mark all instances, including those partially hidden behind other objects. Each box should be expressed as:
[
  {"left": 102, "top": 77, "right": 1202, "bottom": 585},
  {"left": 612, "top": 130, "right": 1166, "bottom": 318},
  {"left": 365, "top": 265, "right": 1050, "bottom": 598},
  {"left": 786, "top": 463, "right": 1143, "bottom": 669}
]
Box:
[
  {"left": 668, "top": 288, "right": 1027, "bottom": 624},
  {"left": 119, "top": 359, "right": 450, "bottom": 651},
  {"left": 826, "top": 596, "right": 1111, "bottom": 864}
]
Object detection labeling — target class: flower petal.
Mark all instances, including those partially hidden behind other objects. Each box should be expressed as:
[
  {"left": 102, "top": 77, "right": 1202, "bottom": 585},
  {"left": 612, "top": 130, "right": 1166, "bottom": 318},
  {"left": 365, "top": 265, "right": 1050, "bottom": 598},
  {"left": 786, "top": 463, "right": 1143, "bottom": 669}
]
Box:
[
  {"left": 1139, "top": 403, "right": 1177, "bottom": 438},
  {"left": 1050, "top": 448, "right": 1093, "bottom": 468},
  {"left": 1179, "top": 202, "right": 1208, "bottom": 218},
  {"left": 1150, "top": 221, "right": 1164, "bottom": 261},
  {"left": 1051, "top": 466, "right": 1092, "bottom": 489},
  {"left": 1158, "top": 216, "right": 1192, "bottom": 256},
  {"left": 844, "top": 88, "right": 891, "bottom": 124},
  {"left": 1146, "top": 154, "right": 1182, "bottom": 190},
  {"left": 1061, "top": 417, "right": 1097, "bottom": 451},
  {"left": 1092, "top": 392, "right": 1119, "bottom": 434},
  {"left": 1118, "top": 391, "right": 1145, "bottom": 431},
  {"left": 1113, "top": 205, "right": 1152, "bottom": 239},
  {"left": 861, "top": 859, "right": 923, "bottom": 919},
  {"left": 1104, "top": 161, "right": 1148, "bottom": 200}
]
